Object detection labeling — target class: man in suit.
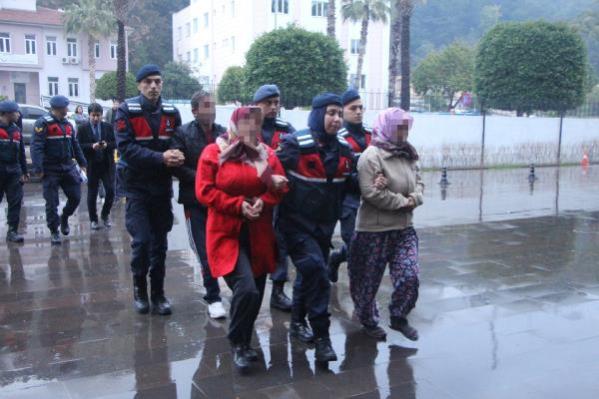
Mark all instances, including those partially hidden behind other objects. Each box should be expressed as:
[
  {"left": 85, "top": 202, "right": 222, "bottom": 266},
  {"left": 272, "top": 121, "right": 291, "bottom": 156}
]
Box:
[{"left": 78, "top": 103, "right": 116, "bottom": 230}]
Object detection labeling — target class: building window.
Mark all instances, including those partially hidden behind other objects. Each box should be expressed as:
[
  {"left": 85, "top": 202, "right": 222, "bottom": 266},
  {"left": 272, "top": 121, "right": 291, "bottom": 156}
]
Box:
[
  {"left": 48, "top": 77, "right": 59, "bottom": 96},
  {"left": 110, "top": 42, "right": 117, "bottom": 59},
  {"left": 350, "top": 39, "right": 360, "bottom": 55},
  {"left": 231, "top": 36, "right": 235, "bottom": 52},
  {"left": 193, "top": 48, "right": 199, "bottom": 63},
  {"left": 311, "top": 1, "right": 328, "bottom": 17},
  {"left": 186, "top": 51, "right": 191, "bottom": 62},
  {"left": 186, "top": 22, "right": 191, "bottom": 37},
  {"left": 271, "top": 0, "right": 289, "bottom": 14},
  {"left": 204, "top": 44, "right": 209, "bottom": 59},
  {"left": 0, "top": 33, "right": 11, "bottom": 53},
  {"left": 94, "top": 41, "right": 100, "bottom": 58},
  {"left": 193, "top": 18, "right": 198, "bottom": 33},
  {"left": 349, "top": 74, "right": 366, "bottom": 89},
  {"left": 67, "top": 38, "right": 77, "bottom": 57},
  {"left": 204, "top": 12, "right": 209, "bottom": 27},
  {"left": 46, "top": 36, "right": 57, "bottom": 56},
  {"left": 68, "top": 78, "right": 79, "bottom": 97},
  {"left": 25, "top": 34, "right": 36, "bottom": 55}
]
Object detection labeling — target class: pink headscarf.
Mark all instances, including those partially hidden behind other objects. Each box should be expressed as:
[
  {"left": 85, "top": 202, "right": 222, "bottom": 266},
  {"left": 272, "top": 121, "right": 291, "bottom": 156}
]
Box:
[{"left": 371, "top": 107, "right": 418, "bottom": 161}]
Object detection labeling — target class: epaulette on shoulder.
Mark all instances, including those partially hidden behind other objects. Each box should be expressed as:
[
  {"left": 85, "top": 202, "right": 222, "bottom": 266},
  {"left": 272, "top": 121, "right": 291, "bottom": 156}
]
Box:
[
  {"left": 337, "top": 128, "right": 349, "bottom": 138},
  {"left": 295, "top": 130, "right": 315, "bottom": 148},
  {"left": 275, "top": 118, "right": 290, "bottom": 129},
  {"left": 363, "top": 125, "right": 373, "bottom": 134},
  {"left": 337, "top": 135, "right": 350, "bottom": 148},
  {"left": 162, "top": 104, "right": 178, "bottom": 114},
  {"left": 43, "top": 115, "right": 54, "bottom": 123},
  {"left": 126, "top": 99, "right": 143, "bottom": 113}
]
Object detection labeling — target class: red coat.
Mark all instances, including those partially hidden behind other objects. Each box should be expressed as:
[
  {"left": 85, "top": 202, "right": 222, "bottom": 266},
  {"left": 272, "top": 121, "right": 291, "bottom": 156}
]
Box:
[{"left": 196, "top": 143, "right": 286, "bottom": 278}]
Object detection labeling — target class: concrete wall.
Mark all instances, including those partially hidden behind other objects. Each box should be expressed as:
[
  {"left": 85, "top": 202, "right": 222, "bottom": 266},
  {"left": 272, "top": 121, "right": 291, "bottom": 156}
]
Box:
[{"left": 174, "top": 103, "right": 599, "bottom": 168}]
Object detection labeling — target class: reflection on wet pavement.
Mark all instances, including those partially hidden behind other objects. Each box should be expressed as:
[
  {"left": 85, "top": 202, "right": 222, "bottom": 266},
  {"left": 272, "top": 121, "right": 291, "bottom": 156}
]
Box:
[{"left": 1, "top": 165, "right": 598, "bottom": 398}]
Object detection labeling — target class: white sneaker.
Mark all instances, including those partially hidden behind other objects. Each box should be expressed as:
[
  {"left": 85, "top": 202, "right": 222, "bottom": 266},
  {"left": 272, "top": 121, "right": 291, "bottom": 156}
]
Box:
[{"left": 208, "top": 301, "right": 227, "bottom": 319}]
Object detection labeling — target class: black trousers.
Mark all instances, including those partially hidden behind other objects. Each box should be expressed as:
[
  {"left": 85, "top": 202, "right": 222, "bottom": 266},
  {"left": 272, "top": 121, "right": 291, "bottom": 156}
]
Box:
[
  {"left": 0, "top": 171, "right": 23, "bottom": 229},
  {"left": 87, "top": 165, "right": 115, "bottom": 222},
  {"left": 223, "top": 227, "right": 266, "bottom": 346}
]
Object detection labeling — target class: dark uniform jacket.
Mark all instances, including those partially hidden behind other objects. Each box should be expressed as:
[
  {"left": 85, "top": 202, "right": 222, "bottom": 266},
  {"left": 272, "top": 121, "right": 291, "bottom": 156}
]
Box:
[
  {"left": 0, "top": 122, "right": 27, "bottom": 176},
  {"left": 338, "top": 122, "right": 372, "bottom": 209},
  {"left": 260, "top": 117, "right": 295, "bottom": 150}
]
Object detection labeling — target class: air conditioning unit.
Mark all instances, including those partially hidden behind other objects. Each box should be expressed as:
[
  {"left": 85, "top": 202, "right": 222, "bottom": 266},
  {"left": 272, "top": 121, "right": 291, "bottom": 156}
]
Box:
[
  {"left": 69, "top": 57, "right": 79, "bottom": 64},
  {"left": 61, "top": 57, "right": 69, "bottom": 64}
]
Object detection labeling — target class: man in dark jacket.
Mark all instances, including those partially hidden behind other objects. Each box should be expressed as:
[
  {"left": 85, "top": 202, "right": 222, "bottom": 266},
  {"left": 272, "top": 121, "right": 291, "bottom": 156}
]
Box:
[
  {"left": 171, "top": 91, "right": 227, "bottom": 319},
  {"left": 78, "top": 103, "right": 116, "bottom": 229}
]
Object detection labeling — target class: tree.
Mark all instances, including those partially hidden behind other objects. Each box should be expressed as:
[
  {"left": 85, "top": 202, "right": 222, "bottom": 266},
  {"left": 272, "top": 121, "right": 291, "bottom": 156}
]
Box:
[
  {"left": 342, "top": 0, "right": 390, "bottom": 89},
  {"left": 398, "top": 0, "right": 416, "bottom": 110},
  {"left": 64, "top": 0, "right": 115, "bottom": 102},
  {"left": 413, "top": 42, "right": 475, "bottom": 110},
  {"left": 95, "top": 71, "right": 138, "bottom": 100},
  {"left": 218, "top": 66, "right": 249, "bottom": 104},
  {"left": 113, "top": 0, "right": 129, "bottom": 102},
  {"left": 573, "top": 1, "right": 599, "bottom": 79},
  {"left": 244, "top": 26, "right": 347, "bottom": 108},
  {"left": 475, "top": 21, "right": 588, "bottom": 115},
  {"left": 327, "top": 0, "right": 336, "bottom": 38},
  {"left": 388, "top": 1, "right": 401, "bottom": 106},
  {"left": 160, "top": 62, "right": 201, "bottom": 99}
]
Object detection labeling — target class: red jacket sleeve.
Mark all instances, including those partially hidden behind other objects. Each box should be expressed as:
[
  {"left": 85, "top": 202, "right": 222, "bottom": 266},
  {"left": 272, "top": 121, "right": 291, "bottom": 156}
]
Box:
[
  {"left": 196, "top": 144, "right": 245, "bottom": 216},
  {"left": 260, "top": 149, "right": 288, "bottom": 208}
]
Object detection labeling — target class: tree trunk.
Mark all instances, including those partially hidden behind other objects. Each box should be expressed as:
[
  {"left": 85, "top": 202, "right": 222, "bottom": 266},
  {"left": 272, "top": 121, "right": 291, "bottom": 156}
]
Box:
[
  {"left": 114, "top": 0, "right": 128, "bottom": 102},
  {"left": 327, "top": 0, "right": 336, "bottom": 38},
  {"left": 399, "top": 3, "right": 411, "bottom": 110},
  {"left": 388, "top": 1, "right": 401, "bottom": 107},
  {"left": 356, "top": 7, "right": 370, "bottom": 89},
  {"left": 88, "top": 34, "right": 96, "bottom": 103}
]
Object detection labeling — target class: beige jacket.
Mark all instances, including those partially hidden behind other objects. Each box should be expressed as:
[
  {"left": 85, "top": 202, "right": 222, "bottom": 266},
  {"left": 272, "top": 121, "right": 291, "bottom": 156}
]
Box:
[{"left": 355, "top": 145, "right": 424, "bottom": 232}]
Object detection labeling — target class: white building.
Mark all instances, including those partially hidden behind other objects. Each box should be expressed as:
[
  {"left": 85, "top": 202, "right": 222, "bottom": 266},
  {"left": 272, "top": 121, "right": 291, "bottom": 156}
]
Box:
[
  {"left": 172, "top": 0, "right": 390, "bottom": 108},
  {"left": 0, "top": 0, "right": 128, "bottom": 106}
]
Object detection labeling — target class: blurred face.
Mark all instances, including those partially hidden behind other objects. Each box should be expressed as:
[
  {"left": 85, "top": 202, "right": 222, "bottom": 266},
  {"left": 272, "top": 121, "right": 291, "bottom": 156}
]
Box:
[
  {"left": 236, "top": 108, "right": 262, "bottom": 145},
  {"left": 112, "top": 99, "right": 120, "bottom": 110},
  {"left": 52, "top": 107, "right": 68, "bottom": 119},
  {"left": 138, "top": 74, "right": 162, "bottom": 102},
  {"left": 89, "top": 111, "right": 102, "bottom": 125},
  {"left": 324, "top": 105, "right": 343, "bottom": 135},
  {"left": 193, "top": 95, "right": 216, "bottom": 126},
  {"left": 0, "top": 111, "right": 20, "bottom": 124},
  {"left": 390, "top": 124, "right": 410, "bottom": 143},
  {"left": 255, "top": 96, "right": 280, "bottom": 120},
  {"left": 343, "top": 98, "right": 363, "bottom": 124},
  {"left": 75, "top": 106, "right": 83, "bottom": 114}
]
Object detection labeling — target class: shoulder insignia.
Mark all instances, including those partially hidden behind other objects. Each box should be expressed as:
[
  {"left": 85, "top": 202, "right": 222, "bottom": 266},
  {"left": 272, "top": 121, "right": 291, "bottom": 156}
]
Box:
[
  {"left": 338, "top": 136, "right": 350, "bottom": 147},
  {"left": 35, "top": 126, "right": 44, "bottom": 134},
  {"left": 338, "top": 128, "right": 349, "bottom": 138}
]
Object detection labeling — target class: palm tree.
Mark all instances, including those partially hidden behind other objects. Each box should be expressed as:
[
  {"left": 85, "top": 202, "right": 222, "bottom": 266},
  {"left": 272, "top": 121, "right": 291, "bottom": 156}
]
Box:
[
  {"left": 342, "top": 0, "right": 390, "bottom": 89},
  {"left": 388, "top": 1, "right": 400, "bottom": 106},
  {"left": 114, "top": 0, "right": 129, "bottom": 101},
  {"left": 398, "top": 0, "right": 416, "bottom": 110},
  {"left": 64, "top": 0, "right": 115, "bottom": 102},
  {"left": 327, "top": 0, "right": 336, "bottom": 38}
]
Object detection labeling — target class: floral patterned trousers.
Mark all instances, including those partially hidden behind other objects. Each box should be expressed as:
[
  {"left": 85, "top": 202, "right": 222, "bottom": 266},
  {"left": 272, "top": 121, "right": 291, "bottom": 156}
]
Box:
[{"left": 348, "top": 227, "right": 419, "bottom": 327}]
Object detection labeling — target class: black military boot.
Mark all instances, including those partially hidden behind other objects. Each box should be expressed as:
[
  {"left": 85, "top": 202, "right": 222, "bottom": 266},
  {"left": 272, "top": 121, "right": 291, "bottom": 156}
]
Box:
[
  {"left": 270, "top": 281, "right": 292, "bottom": 311},
  {"left": 6, "top": 227, "right": 24, "bottom": 243},
  {"left": 289, "top": 321, "right": 315, "bottom": 343},
  {"left": 60, "top": 213, "right": 70, "bottom": 236},
  {"left": 328, "top": 246, "right": 346, "bottom": 283},
  {"left": 150, "top": 278, "right": 172, "bottom": 315},
  {"left": 231, "top": 344, "right": 249, "bottom": 370},
  {"left": 314, "top": 337, "right": 337, "bottom": 362},
  {"left": 133, "top": 276, "right": 149, "bottom": 314},
  {"left": 50, "top": 230, "right": 62, "bottom": 245}
]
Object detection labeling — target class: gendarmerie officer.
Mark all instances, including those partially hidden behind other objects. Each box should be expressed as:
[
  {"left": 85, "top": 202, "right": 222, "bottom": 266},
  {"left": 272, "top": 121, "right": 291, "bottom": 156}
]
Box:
[
  {"left": 31, "top": 95, "right": 87, "bottom": 245},
  {"left": 115, "top": 64, "right": 184, "bottom": 315},
  {"left": 0, "top": 100, "right": 29, "bottom": 243},
  {"left": 252, "top": 84, "right": 296, "bottom": 312}
]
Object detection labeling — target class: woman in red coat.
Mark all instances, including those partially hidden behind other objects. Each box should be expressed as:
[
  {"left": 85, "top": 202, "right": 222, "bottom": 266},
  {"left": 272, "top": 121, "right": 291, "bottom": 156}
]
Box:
[{"left": 196, "top": 106, "right": 287, "bottom": 371}]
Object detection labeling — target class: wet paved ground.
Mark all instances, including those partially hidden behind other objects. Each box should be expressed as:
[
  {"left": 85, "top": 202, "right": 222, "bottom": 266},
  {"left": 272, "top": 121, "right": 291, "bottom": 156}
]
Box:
[{"left": 1, "top": 165, "right": 599, "bottom": 398}]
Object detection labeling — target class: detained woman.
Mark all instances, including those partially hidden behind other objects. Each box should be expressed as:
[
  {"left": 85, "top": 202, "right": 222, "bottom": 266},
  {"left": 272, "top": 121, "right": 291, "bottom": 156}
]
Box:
[
  {"left": 196, "top": 107, "right": 288, "bottom": 370},
  {"left": 348, "top": 107, "right": 424, "bottom": 341}
]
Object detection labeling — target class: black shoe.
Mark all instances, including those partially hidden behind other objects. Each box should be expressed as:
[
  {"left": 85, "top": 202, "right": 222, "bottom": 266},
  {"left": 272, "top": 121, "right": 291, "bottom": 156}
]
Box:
[
  {"left": 314, "top": 337, "right": 337, "bottom": 362},
  {"left": 102, "top": 218, "right": 112, "bottom": 228},
  {"left": 150, "top": 278, "right": 172, "bottom": 315},
  {"left": 270, "top": 281, "right": 292, "bottom": 312},
  {"left": 133, "top": 276, "right": 149, "bottom": 314},
  {"left": 289, "top": 322, "right": 315, "bottom": 343},
  {"left": 389, "top": 317, "right": 419, "bottom": 341},
  {"left": 328, "top": 249, "right": 344, "bottom": 283},
  {"left": 6, "top": 228, "right": 24, "bottom": 243},
  {"left": 50, "top": 231, "right": 62, "bottom": 245},
  {"left": 60, "top": 214, "right": 70, "bottom": 236},
  {"left": 232, "top": 345, "right": 250, "bottom": 370},
  {"left": 90, "top": 221, "right": 101, "bottom": 230},
  {"left": 242, "top": 344, "right": 258, "bottom": 361},
  {"left": 363, "top": 325, "right": 387, "bottom": 341}
]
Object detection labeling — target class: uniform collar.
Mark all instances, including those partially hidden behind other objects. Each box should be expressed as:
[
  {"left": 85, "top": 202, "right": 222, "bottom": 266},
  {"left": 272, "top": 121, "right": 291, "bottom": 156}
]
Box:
[
  {"left": 344, "top": 121, "right": 364, "bottom": 135},
  {"left": 140, "top": 95, "right": 161, "bottom": 112}
]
